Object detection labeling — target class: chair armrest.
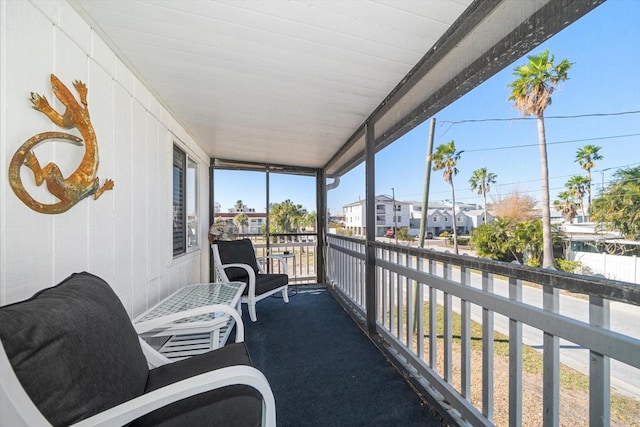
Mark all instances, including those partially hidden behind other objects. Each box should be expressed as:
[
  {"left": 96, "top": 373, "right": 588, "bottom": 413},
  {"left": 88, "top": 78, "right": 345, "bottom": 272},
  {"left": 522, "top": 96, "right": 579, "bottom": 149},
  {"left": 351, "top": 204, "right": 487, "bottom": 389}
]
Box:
[
  {"left": 71, "top": 365, "right": 276, "bottom": 427},
  {"left": 220, "top": 263, "right": 257, "bottom": 282},
  {"left": 138, "top": 338, "right": 173, "bottom": 368}
]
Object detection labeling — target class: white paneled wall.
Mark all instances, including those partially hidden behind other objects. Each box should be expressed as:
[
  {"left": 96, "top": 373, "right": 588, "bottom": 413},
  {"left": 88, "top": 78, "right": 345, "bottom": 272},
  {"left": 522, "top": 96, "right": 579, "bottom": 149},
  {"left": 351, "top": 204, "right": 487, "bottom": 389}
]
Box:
[{"left": 0, "top": 0, "right": 211, "bottom": 316}]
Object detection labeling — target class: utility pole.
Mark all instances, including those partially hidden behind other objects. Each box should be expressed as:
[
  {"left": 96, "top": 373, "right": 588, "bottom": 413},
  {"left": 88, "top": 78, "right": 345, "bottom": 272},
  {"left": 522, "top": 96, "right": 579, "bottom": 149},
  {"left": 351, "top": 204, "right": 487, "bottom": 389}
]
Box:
[
  {"left": 418, "top": 118, "right": 436, "bottom": 248},
  {"left": 391, "top": 187, "right": 398, "bottom": 244}
]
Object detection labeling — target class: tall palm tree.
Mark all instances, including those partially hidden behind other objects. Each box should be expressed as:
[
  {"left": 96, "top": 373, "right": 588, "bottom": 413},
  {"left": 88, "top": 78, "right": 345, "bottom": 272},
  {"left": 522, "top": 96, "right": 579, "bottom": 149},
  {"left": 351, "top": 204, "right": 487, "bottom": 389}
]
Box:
[
  {"left": 508, "top": 49, "right": 572, "bottom": 268},
  {"left": 575, "top": 144, "right": 603, "bottom": 213},
  {"left": 432, "top": 140, "right": 463, "bottom": 255},
  {"left": 469, "top": 167, "right": 497, "bottom": 224}
]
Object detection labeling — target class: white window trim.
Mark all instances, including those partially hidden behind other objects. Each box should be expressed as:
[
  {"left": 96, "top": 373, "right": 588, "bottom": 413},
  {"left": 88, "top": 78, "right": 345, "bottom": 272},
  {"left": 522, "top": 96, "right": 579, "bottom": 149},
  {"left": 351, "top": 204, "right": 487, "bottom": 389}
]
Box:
[{"left": 172, "top": 142, "right": 200, "bottom": 258}]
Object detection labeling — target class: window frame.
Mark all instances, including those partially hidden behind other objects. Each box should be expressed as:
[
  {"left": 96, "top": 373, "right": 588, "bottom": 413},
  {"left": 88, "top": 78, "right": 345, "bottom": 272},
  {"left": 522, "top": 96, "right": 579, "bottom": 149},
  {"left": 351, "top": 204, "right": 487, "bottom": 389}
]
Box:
[{"left": 172, "top": 144, "right": 199, "bottom": 258}]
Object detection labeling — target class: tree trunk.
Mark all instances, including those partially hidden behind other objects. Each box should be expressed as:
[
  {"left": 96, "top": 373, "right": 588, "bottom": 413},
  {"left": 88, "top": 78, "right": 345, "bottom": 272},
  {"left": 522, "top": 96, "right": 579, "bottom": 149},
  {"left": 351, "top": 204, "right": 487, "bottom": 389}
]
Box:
[
  {"left": 483, "top": 190, "right": 488, "bottom": 224},
  {"left": 587, "top": 169, "right": 592, "bottom": 220},
  {"left": 450, "top": 181, "right": 459, "bottom": 255},
  {"left": 537, "top": 115, "right": 555, "bottom": 268}
]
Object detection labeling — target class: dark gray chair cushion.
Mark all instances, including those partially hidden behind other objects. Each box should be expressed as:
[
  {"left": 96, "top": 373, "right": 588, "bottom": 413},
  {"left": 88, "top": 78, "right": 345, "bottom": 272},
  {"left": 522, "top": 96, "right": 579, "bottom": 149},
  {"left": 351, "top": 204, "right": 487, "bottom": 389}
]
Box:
[
  {"left": 217, "top": 239, "right": 261, "bottom": 281},
  {"left": 0, "top": 272, "right": 149, "bottom": 427},
  {"left": 133, "top": 342, "right": 262, "bottom": 427},
  {"left": 253, "top": 274, "right": 289, "bottom": 296}
]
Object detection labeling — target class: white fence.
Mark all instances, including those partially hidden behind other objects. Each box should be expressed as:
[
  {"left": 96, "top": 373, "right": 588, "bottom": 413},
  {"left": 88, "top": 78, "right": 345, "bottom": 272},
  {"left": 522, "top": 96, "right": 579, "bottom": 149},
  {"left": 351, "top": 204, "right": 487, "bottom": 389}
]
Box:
[{"left": 571, "top": 251, "right": 640, "bottom": 284}]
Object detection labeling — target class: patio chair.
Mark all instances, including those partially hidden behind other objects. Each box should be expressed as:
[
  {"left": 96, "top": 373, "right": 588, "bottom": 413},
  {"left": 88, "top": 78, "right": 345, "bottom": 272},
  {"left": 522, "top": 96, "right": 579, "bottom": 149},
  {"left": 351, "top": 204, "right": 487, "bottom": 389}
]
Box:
[
  {"left": 0, "top": 272, "right": 276, "bottom": 427},
  {"left": 212, "top": 239, "right": 289, "bottom": 322}
]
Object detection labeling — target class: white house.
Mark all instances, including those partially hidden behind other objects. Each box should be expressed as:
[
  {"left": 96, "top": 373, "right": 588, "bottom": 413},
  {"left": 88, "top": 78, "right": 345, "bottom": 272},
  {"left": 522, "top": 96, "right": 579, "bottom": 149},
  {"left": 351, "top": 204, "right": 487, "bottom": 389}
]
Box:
[
  {"left": 408, "top": 201, "right": 491, "bottom": 237},
  {"left": 460, "top": 209, "right": 494, "bottom": 232}
]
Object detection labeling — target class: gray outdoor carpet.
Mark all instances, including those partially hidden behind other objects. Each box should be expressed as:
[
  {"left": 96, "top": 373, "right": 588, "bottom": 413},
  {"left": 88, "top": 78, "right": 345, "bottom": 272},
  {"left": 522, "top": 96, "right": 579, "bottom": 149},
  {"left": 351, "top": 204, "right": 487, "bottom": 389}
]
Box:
[{"left": 242, "top": 286, "right": 445, "bottom": 426}]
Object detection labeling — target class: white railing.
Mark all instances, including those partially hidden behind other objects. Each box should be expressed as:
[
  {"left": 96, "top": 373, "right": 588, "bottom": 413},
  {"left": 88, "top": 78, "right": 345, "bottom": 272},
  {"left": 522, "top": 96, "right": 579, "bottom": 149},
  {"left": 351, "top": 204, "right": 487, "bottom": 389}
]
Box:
[
  {"left": 243, "top": 233, "right": 317, "bottom": 285},
  {"left": 326, "top": 234, "right": 640, "bottom": 426}
]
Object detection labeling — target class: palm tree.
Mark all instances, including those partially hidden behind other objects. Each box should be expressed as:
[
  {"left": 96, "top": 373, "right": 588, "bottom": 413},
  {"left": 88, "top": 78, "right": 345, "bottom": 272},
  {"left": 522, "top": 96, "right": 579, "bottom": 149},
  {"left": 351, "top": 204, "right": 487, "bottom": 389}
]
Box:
[
  {"left": 234, "top": 213, "right": 249, "bottom": 234},
  {"left": 575, "top": 144, "right": 603, "bottom": 213},
  {"left": 270, "top": 199, "right": 307, "bottom": 234},
  {"left": 591, "top": 166, "right": 640, "bottom": 239},
  {"left": 508, "top": 49, "right": 572, "bottom": 268},
  {"left": 553, "top": 190, "right": 577, "bottom": 224},
  {"left": 234, "top": 199, "right": 244, "bottom": 212},
  {"left": 432, "top": 140, "right": 463, "bottom": 255},
  {"left": 469, "top": 167, "right": 497, "bottom": 224},
  {"left": 565, "top": 175, "right": 589, "bottom": 220}
]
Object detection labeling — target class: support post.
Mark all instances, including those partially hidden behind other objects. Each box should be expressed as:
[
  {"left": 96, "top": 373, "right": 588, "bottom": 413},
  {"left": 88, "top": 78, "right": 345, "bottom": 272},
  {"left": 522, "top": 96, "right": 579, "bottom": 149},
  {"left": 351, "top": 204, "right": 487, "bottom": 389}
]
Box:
[
  {"left": 365, "top": 122, "right": 377, "bottom": 335},
  {"left": 316, "top": 168, "right": 326, "bottom": 285},
  {"left": 418, "top": 118, "right": 436, "bottom": 247}
]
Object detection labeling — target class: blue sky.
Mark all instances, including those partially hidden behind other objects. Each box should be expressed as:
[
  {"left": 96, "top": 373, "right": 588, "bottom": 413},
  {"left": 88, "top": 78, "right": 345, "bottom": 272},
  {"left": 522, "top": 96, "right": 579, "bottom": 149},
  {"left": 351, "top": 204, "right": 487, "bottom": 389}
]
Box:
[{"left": 216, "top": 1, "right": 639, "bottom": 215}]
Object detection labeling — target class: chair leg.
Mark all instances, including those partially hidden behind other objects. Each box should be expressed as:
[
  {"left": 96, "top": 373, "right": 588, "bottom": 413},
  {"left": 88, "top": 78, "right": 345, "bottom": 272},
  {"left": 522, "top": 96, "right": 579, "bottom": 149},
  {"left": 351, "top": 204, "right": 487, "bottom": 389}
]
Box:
[
  {"left": 282, "top": 287, "right": 289, "bottom": 303},
  {"left": 248, "top": 302, "right": 258, "bottom": 322}
]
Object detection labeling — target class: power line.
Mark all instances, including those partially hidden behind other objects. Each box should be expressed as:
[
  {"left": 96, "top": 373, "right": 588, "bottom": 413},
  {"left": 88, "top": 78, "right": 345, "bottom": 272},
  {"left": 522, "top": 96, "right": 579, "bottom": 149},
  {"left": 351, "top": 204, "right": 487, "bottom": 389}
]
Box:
[
  {"left": 439, "top": 110, "right": 640, "bottom": 126},
  {"left": 397, "top": 162, "right": 640, "bottom": 204},
  {"left": 463, "top": 133, "right": 639, "bottom": 153}
]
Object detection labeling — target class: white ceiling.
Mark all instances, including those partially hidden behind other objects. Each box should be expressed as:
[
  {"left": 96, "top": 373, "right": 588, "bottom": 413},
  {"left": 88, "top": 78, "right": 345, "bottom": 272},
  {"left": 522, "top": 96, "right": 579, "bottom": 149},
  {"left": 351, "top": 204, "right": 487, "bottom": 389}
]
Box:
[
  {"left": 68, "top": 0, "right": 472, "bottom": 168},
  {"left": 68, "top": 0, "right": 599, "bottom": 172}
]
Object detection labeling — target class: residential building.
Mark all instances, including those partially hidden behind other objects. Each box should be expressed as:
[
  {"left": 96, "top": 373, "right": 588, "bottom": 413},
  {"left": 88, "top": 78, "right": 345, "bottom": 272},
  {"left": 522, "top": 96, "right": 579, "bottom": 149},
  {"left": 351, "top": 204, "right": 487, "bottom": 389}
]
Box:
[
  {"left": 215, "top": 212, "right": 266, "bottom": 235},
  {"left": 343, "top": 195, "right": 410, "bottom": 237},
  {"left": 408, "top": 201, "right": 492, "bottom": 236}
]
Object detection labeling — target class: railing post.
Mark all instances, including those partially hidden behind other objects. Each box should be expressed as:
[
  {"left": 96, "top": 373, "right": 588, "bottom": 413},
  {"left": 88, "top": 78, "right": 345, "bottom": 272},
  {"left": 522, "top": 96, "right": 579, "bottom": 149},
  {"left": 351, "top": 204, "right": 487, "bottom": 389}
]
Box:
[
  {"left": 509, "top": 277, "right": 522, "bottom": 426},
  {"left": 429, "top": 259, "right": 438, "bottom": 368},
  {"left": 482, "top": 271, "right": 494, "bottom": 421},
  {"left": 406, "top": 253, "right": 413, "bottom": 347},
  {"left": 365, "top": 122, "right": 377, "bottom": 335},
  {"left": 589, "top": 295, "right": 610, "bottom": 426},
  {"left": 443, "top": 261, "right": 452, "bottom": 382},
  {"left": 316, "top": 167, "right": 326, "bottom": 285},
  {"left": 460, "top": 266, "right": 471, "bottom": 400},
  {"left": 543, "top": 284, "right": 559, "bottom": 427},
  {"left": 416, "top": 256, "right": 424, "bottom": 359}
]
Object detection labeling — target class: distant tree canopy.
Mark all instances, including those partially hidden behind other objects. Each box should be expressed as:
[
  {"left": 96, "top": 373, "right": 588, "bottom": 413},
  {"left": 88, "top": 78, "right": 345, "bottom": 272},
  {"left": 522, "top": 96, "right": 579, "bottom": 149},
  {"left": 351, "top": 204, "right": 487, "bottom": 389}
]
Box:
[
  {"left": 234, "top": 213, "right": 248, "bottom": 233},
  {"left": 470, "top": 218, "right": 560, "bottom": 267},
  {"left": 488, "top": 189, "right": 538, "bottom": 222},
  {"left": 591, "top": 166, "right": 640, "bottom": 240},
  {"left": 302, "top": 211, "right": 317, "bottom": 230},
  {"left": 395, "top": 227, "right": 414, "bottom": 243},
  {"left": 269, "top": 199, "right": 308, "bottom": 233}
]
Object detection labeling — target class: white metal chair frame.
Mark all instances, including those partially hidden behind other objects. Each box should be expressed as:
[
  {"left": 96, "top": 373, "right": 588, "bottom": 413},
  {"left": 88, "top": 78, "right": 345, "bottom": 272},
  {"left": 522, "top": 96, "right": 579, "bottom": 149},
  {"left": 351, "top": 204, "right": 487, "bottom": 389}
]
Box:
[
  {"left": 0, "top": 304, "right": 276, "bottom": 427},
  {"left": 212, "top": 242, "right": 289, "bottom": 322}
]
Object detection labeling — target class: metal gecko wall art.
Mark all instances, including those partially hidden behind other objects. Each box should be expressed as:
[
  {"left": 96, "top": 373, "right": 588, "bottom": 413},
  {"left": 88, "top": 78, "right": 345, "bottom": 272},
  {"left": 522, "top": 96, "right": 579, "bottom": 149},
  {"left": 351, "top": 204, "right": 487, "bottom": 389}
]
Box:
[{"left": 8, "top": 74, "right": 114, "bottom": 214}]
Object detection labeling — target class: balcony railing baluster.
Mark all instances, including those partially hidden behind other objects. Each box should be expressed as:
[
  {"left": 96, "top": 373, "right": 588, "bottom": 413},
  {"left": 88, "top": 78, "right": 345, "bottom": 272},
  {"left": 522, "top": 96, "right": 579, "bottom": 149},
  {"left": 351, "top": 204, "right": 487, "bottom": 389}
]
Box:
[
  {"left": 444, "top": 262, "right": 453, "bottom": 383},
  {"left": 543, "top": 285, "right": 560, "bottom": 427},
  {"left": 482, "top": 271, "right": 495, "bottom": 421},
  {"left": 589, "top": 295, "right": 610, "bottom": 426},
  {"left": 509, "top": 276, "right": 523, "bottom": 426},
  {"left": 461, "top": 266, "right": 472, "bottom": 400}
]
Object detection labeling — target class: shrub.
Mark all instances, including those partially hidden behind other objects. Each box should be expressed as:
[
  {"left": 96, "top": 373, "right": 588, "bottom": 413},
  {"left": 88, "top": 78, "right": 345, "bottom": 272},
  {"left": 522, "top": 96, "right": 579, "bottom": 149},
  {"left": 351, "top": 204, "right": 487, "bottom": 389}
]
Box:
[{"left": 556, "top": 259, "right": 592, "bottom": 275}]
